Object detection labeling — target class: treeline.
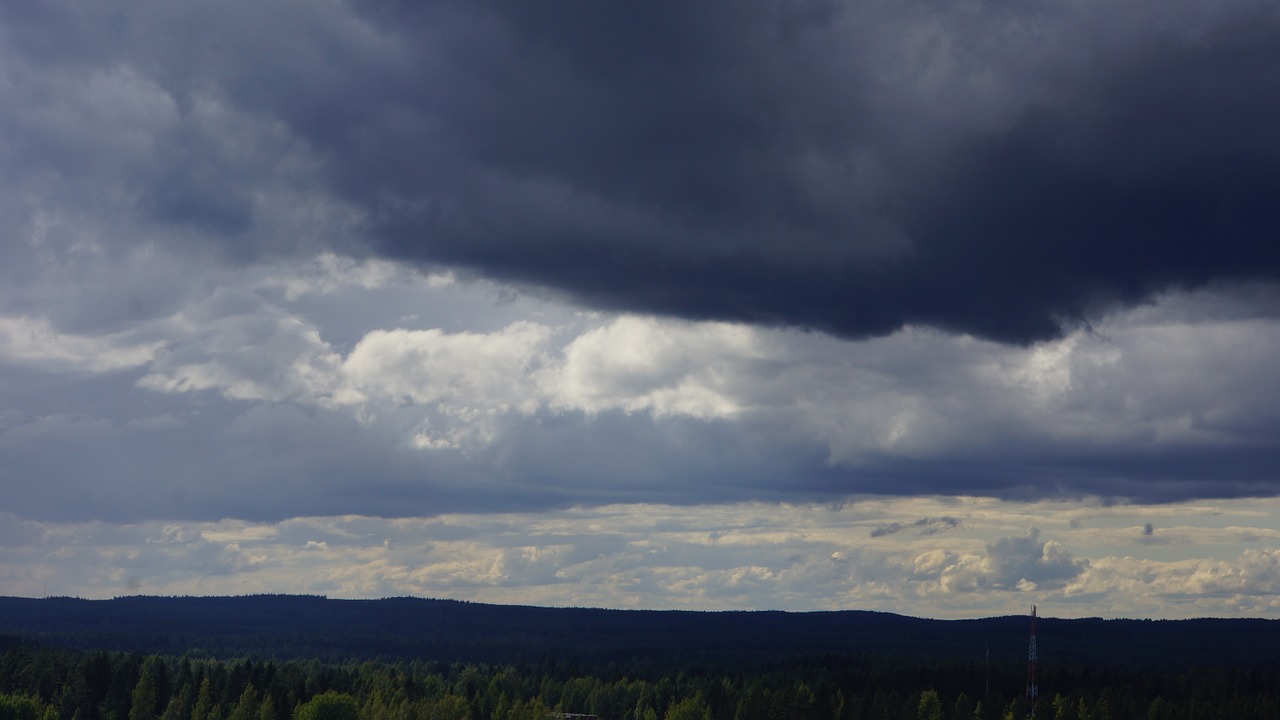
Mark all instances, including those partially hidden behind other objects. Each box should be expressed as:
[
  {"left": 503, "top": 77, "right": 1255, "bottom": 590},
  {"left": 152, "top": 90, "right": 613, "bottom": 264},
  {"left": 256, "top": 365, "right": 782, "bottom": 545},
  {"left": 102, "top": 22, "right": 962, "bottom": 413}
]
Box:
[
  {"left": 6, "top": 597, "right": 1278, "bottom": 668},
  {"left": 1, "top": 643, "right": 1278, "bottom": 720}
]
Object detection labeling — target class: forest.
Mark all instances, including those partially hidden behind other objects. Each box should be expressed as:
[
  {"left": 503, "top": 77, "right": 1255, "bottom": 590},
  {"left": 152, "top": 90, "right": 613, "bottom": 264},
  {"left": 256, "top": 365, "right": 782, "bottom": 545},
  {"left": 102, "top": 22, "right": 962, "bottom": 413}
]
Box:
[
  {"left": 3, "top": 639, "right": 1278, "bottom": 720},
  {"left": 4, "top": 596, "right": 1277, "bottom": 667},
  {"left": 0, "top": 596, "right": 1277, "bottom": 720}
]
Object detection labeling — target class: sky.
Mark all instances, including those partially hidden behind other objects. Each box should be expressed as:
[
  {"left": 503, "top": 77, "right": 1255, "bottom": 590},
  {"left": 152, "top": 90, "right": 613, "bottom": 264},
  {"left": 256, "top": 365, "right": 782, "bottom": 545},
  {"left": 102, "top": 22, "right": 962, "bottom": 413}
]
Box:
[{"left": 1, "top": 0, "right": 1279, "bottom": 619}]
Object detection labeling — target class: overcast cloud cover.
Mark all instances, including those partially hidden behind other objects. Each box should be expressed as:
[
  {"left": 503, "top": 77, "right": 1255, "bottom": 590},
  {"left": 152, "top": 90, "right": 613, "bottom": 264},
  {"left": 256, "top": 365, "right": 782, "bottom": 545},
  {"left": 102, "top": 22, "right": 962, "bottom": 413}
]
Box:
[{"left": 2, "top": 0, "right": 1279, "bottom": 617}]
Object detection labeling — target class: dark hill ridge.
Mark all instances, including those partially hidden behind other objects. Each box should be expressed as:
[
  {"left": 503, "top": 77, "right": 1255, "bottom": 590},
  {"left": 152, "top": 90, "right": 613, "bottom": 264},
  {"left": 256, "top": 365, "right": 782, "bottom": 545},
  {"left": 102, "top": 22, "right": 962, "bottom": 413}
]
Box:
[{"left": 1, "top": 595, "right": 1276, "bottom": 667}]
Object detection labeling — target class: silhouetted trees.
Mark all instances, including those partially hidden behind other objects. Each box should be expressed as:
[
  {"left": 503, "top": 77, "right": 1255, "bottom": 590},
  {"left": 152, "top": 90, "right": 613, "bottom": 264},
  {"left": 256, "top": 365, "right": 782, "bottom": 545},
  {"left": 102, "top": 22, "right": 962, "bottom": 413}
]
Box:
[{"left": 0, "top": 643, "right": 1277, "bottom": 720}]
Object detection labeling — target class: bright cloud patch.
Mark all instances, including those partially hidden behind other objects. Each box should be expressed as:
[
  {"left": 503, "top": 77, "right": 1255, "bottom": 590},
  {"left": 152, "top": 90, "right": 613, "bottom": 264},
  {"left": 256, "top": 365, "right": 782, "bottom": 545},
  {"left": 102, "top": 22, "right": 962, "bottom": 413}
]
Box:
[
  {"left": 342, "top": 323, "right": 551, "bottom": 412},
  {"left": 2, "top": 259, "right": 1280, "bottom": 522},
  {"left": 0, "top": 315, "right": 161, "bottom": 373},
  {"left": 117, "top": 276, "right": 1280, "bottom": 478},
  {"left": 2, "top": 497, "right": 1278, "bottom": 618},
  {"left": 551, "top": 316, "right": 757, "bottom": 419}
]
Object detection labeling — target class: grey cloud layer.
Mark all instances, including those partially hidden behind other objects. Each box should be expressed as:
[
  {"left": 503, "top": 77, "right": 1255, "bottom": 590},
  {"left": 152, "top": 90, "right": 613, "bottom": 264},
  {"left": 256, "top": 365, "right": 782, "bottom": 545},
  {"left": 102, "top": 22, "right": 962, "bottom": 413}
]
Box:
[
  {"left": 5, "top": 1, "right": 1279, "bottom": 343},
  {"left": 3, "top": 263, "right": 1279, "bottom": 523},
  {"left": 5, "top": 3, "right": 1280, "bottom": 619}
]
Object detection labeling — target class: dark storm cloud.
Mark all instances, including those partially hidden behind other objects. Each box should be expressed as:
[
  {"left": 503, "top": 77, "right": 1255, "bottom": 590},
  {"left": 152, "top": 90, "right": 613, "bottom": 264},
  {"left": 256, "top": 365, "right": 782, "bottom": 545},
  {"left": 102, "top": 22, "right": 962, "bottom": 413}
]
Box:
[
  {"left": 805, "top": 442, "right": 1280, "bottom": 505},
  {"left": 5, "top": 0, "right": 1279, "bottom": 343},
  {"left": 870, "top": 516, "right": 960, "bottom": 538}
]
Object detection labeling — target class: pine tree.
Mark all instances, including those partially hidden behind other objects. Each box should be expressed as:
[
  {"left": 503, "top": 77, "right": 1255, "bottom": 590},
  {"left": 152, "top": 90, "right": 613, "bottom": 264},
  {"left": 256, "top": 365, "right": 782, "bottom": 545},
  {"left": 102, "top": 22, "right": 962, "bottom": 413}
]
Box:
[
  {"left": 191, "top": 679, "right": 215, "bottom": 720},
  {"left": 257, "top": 694, "right": 275, "bottom": 720},
  {"left": 664, "top": 697, "right": 711, "bottom": 720},
  {"left": 228, "top": 685, "right": 258, "bottom": 720},
  {"left": 918, "top": 691, "right": 943, "bottom": 720},
  {"left": 128, "top": 666, "right": 157, "bottom": 720}
]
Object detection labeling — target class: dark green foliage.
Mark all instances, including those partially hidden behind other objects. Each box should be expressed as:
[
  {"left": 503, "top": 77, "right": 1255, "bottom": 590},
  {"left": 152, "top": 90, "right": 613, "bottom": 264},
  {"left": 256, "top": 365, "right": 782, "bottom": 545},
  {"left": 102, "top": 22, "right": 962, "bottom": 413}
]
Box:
[
  {"left": 293, "top": 692, "right": 356, "bottom": 720},
  {"left": 664, "top": 697, "right": 711, "bottom": 720},
  {"left": 0, "top": 600, "right": 1277, "bottom": 720},
  {"left": 0, "top": 695, "right": 40, "bottom": 720}
]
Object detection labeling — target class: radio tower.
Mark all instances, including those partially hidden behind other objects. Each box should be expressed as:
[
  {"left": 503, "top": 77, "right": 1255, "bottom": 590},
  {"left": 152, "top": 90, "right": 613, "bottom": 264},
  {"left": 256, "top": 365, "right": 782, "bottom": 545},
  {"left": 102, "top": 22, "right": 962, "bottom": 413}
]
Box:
[{"left": 1026, "top": 605, "right": 1038, "bottom": 718}]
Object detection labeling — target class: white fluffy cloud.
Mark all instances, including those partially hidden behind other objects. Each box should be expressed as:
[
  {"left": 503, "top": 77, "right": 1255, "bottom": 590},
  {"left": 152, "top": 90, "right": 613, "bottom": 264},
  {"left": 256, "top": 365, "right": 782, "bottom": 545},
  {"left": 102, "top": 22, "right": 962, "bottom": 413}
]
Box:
[
  {"left": 111, "top": 278, "right": 1280, "bottom": 478},
  {"left": 2, "top": 497, "right": 1276, "bottom": 618},
  {"left": 137, "top": 288, "right": 342, "bottom": 403},
  {"left": 4, "top": 261, "right": 1280, "bottom": 524},
  {"left": 0, "top": 315, "right": 161, "bottom": 373},
  {"left": 343, "top": 323, "right": 551, "bottom": 411},
  {"left": 550, "top": 316, "right": 758, "bottom": 419},
  {"left": 909, "top": 528, "right": 1085, "bottom": 595}
]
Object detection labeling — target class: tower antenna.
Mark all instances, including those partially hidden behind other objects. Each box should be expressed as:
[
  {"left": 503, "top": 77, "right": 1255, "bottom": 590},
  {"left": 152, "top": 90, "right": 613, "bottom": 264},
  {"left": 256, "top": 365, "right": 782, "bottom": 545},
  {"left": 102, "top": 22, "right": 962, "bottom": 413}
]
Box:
[{"left": 1026, "top": 605, "right": 1038, "bottom": 718}]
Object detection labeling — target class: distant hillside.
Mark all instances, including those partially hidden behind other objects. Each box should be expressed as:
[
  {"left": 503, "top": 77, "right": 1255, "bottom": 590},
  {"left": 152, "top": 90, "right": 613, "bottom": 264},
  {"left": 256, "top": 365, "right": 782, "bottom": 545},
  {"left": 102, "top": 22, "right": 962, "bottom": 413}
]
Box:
[{"left": 1, "top": 595, "right": 1277, "bottom": 668}]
